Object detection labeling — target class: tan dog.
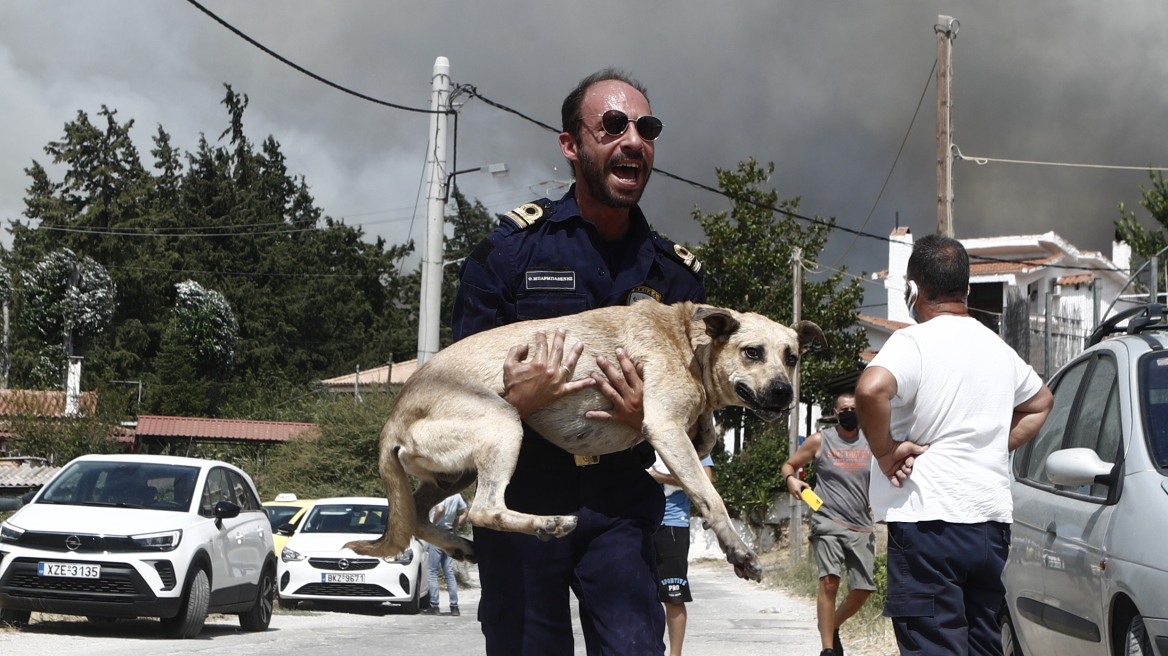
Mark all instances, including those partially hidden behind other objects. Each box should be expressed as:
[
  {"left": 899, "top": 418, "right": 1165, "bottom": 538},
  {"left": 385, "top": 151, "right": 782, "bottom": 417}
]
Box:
[{"left": 345, "top": 301, "right": 824, "bottom": 581}]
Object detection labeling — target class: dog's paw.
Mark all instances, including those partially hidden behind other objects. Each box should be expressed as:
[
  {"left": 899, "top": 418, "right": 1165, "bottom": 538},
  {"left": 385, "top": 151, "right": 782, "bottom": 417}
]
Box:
[
  {"left": 726, "top": 547, "right": 762, "bottom": 582},
  {"left": 533, "top": 515, "right": 578, "bottom": 541},
  {"left": 451, "top": 548, "right": 477, "bottom": 564}
]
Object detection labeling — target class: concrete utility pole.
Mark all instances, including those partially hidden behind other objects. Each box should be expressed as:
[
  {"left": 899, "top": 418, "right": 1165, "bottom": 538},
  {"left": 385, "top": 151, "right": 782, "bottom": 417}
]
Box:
[
  {"left": 789, "top": 247, "right": 804, "bottom": 558},
  {"left": 417, "top": 56, "right": 451, "bottom": 366},
  {"left": 936, "top": 15, "right": 957, "bottom": 237}
]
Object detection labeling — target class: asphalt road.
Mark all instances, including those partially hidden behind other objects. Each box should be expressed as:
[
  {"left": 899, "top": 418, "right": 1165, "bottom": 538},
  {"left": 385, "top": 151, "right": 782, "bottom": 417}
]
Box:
[{"left": 0, "top": 561, "right": 823, "bottom": 655}]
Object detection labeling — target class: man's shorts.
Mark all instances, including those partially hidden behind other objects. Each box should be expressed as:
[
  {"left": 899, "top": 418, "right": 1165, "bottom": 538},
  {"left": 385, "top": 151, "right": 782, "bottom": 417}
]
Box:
[
  {"left": 653, "top": 525, "right": 692, "bottom": 604},
  {"left": 809, "top": 512, "right": 877, "bottom": 591}
]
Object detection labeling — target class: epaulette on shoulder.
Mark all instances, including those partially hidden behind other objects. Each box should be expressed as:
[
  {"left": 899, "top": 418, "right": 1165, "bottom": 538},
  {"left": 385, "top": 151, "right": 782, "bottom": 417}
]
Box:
[
  {"left": 500, "top": 199, "right": 552, "bottom": 230},
  {"left": 655, "top": 234, "right": 703, "bottom": 275}
]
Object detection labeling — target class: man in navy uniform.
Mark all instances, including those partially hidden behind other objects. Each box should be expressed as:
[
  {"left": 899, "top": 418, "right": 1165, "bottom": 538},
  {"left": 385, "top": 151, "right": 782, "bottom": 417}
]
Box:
[{"left": 452, "top": 68, "right": 705, "bottom": 655}]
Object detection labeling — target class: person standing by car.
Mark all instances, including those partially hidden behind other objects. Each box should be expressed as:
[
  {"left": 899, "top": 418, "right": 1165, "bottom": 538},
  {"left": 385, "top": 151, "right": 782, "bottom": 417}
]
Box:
[
  {"left": 451, "top": 68, "right": 705, "bottom": 655},
  {"left": 423, "top": 492, "right": 468, "bottom": 616},
  {"left": 855, "top": 234, "right": 1053, "bottom": 656},
  {"left": 781, "top": 392, "right": 875, "bottom": 656}
]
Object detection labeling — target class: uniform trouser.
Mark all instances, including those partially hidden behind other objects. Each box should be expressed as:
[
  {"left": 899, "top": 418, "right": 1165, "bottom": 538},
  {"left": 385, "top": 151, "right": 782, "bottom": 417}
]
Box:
[
  {"left": 428, "top": 544, "right": 458, "bottom": 608},
  {"left": 884, "top": 520, "right": 1011, "bottom": 656},
  {"left": 475, "top": 431, "right": 665, "bottom": 656}
]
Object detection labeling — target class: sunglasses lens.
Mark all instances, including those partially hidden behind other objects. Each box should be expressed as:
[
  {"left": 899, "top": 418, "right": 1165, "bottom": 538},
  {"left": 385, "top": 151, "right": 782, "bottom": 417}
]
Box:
[
  {"left": 636, "top": 116, "right": 663, "bottom": 141},
  {"left": 600, "top": 110, "right": 631, "bottom": 136}
]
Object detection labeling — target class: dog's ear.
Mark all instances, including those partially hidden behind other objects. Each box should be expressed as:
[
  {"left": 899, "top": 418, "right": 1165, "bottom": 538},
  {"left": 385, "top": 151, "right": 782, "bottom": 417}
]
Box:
[
  {"left": 792, "top": 320, "right": 827, "bottom": 354},
  {"left": 693, "top": 306, "right": 739, "bottom": 342}
]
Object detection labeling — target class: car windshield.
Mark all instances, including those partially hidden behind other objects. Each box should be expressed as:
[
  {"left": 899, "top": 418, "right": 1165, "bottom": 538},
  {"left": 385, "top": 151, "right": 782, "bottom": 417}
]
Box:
[
  {"left": 39, "top": 461, "right": 200, "bottom": 511},
  {"left": 1140, "top": 352, "right": 1168, "bottom": 471},
  {"left": 301, "top": 504, "right": 388, "bottom": 534},
  {"left": 266, "top": 505, "right": 302, "bottom": 531}
]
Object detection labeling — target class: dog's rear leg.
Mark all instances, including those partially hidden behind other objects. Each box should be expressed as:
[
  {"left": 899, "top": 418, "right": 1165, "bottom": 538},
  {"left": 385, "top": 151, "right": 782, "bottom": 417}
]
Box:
[
  {"left": 413, "top": 472, "right": 477, "bottom": 562},
  {"left": 466, "top": 416, "right": 578, "bottom": 540}
]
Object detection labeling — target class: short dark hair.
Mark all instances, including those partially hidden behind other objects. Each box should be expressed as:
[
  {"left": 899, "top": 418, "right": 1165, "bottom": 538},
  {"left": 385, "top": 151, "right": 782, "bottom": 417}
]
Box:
[
  {"left": 906, "top": 234, "right": 969, "bottom": 297},
  {"left": 561, "top": 68, "right": 650, "bottom": 142}
]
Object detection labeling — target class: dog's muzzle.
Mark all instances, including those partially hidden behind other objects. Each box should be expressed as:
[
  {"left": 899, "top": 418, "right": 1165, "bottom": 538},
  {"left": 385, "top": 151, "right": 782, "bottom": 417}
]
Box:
[{"left": 735, "top": 381, "right": 793, "bottom": 423}]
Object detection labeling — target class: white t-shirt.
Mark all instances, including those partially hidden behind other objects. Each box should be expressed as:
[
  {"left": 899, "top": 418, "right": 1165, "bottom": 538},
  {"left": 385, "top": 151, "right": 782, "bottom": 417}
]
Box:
[{"left": 867, "top": 315, "right": 1043, "bottom": 524}]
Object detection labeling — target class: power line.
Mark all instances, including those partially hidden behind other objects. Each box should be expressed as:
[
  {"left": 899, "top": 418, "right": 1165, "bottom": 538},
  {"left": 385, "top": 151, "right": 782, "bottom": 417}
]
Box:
[
  {"left": 176, "top": 1, "right": 1147, "bottom": 277},
  {"left": 953, "top": 146, "right": 1168, "bottom": 172},
  {"left": 184, "top": 0, "right": 442, "bottom": 115},
  {"left": 827, "top": 58, "right": 937, "bottom": 269}
]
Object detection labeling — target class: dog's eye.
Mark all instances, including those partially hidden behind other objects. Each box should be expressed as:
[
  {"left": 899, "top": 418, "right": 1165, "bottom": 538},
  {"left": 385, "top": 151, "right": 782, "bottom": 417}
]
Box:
[
  {"left": 743, "top": 346, "right": 764, "bottom": 361},
  {"left": 785, "top": 353, "right": 799, "bottom": 367}
]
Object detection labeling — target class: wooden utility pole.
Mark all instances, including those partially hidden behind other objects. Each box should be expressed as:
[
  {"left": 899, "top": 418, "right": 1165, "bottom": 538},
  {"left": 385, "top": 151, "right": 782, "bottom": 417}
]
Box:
[
  {"left": 789, "top": 247, "right": 804, "bottom": 558},
  {"left": 936, "top": 15, "right": 957, "bottom": 237}
]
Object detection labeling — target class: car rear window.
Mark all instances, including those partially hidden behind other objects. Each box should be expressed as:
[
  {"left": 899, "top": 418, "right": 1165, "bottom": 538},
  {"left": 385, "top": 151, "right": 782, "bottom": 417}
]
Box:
[
  {"left": 39, "top": 461, "right": 201, "bottom": 511},
  {"left": 1140, "top": 353, "right": 1168, "bottom": 470}
]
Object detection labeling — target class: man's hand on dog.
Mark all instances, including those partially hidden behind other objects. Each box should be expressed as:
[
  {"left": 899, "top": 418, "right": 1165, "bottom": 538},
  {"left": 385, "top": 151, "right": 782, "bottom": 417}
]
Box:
[
  {"left": 586, "top": 348, "right": 645, "bottom": 432},
  {"left": 503, "top": 329, "right": 595, "bottom": 419}
]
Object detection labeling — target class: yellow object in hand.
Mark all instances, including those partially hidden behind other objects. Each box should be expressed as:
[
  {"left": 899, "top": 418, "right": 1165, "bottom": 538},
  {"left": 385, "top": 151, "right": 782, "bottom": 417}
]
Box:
[{"left": 800, "top": 488, "right": 824, "bottom": 512}]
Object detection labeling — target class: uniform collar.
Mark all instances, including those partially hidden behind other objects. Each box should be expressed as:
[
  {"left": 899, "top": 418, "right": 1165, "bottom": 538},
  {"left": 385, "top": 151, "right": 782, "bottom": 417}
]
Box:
[{"left": 551, "top": 185, "right": 652, "bottom": 236}]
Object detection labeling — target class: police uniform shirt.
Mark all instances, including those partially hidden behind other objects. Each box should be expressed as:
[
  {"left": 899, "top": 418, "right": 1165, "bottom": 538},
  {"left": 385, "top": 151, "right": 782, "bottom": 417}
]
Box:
[{"left": 452, "top": 186, "right": 706, "bottom": 341}]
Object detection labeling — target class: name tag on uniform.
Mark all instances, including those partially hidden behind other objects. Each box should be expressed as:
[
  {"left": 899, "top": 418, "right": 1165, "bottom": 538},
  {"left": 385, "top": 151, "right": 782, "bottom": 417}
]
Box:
[{"left": 525, "top": 270, "right": 576, "bottom": 291}]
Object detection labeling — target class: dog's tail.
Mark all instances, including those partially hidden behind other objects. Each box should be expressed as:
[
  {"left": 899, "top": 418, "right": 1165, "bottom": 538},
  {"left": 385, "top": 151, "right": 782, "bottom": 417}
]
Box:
[{"left": 344, "top": 440, "right": 416, "bottom": 558}]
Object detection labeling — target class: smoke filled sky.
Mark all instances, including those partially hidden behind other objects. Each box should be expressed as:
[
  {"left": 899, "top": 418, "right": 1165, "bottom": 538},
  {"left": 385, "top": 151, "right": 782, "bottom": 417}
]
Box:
[{"left": 2, "top": 1, "right": 1166, "bottom": 312}]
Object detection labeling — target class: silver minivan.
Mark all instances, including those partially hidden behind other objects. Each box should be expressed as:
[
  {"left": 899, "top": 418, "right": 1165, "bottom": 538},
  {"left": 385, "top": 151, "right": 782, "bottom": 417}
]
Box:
[{"left": 1003, "top": 305, "right": 1168, "bottom": 656}]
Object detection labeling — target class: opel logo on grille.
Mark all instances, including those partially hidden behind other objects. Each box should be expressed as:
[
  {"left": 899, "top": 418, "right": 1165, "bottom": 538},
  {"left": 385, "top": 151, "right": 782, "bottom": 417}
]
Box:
[
  {"left": 65, "top": 535, "right": 82, "bottom": 551},
  {"left": 338, "top": 559, "right": 350, "bottom": 570}
]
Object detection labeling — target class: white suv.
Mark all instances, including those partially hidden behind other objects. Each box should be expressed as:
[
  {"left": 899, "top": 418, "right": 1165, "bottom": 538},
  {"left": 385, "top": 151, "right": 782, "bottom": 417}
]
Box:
[{"left": 0, "top": 454, "right": 276, "bottom": 638}]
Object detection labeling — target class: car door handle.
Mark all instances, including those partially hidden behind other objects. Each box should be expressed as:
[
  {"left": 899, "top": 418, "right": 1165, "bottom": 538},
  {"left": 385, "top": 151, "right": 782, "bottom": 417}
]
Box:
[{"left": 1046, "top": 522, "right": 1057, "bottom": 536}]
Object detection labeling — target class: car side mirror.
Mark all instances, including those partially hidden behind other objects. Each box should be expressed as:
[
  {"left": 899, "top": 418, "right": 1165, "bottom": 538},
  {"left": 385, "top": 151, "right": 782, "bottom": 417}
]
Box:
[
  {"left": 278, "top": 523, "right": 296, "bottom": 536},
  {"left": 20, "top": 491, "right": 36, "bottom": 505},
  {"left": 214, "top": 500, "right": 241, "bottom": 519},
  {"left": 1046, "top": 448, "right": 1115, "bottom": 487}
]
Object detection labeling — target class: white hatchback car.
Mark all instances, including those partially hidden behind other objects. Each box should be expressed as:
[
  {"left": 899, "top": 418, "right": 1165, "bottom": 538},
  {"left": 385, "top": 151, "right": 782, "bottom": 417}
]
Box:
[
  {"left": 0, "top": 454, "right": 276, "bottom": 638},
  {"left": 1002, "top": 304, "right": 1168, "bottom": 656},
  {"left": 277, "top": 497, "right": 428, "bottom": 613}
]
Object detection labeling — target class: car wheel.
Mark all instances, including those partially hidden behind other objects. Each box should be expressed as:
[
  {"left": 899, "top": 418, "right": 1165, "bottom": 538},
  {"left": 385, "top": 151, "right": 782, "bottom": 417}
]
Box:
[
  {"left": 1124, "top": 614, "right": 1154, "bottom": 656},
  {"left": 278, "top": 598, "right": 300, "bottom": 611},
  {"left": 238, "top": 566, "right": 275, "bottom": 632},
  {"left": 160, "top": 567, "right": 209, "bottom": 639},
  {"left": 0, "top": 607, "right": 31, "bottom": 627},
  {"left": 400, "top": 585, "right": 421, "bottom": 614},
  {"left": 1000, "top": 610, "right": 1023, "bottom": 656}
]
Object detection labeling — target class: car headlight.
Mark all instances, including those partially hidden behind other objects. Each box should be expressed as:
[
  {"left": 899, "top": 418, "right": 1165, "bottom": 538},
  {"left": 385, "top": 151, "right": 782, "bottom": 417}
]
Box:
[
  {"left": 131, "top": 529, "right": 182, "bottom": 551},
  {"left": 383, "top": 547, "right": 413, "bottom": 564},
  {"left": 282, "top": 547, "right": 306, "bottom": 563},
  {"left": 0, "top": 522, "right": 23, "bottom": 544}
]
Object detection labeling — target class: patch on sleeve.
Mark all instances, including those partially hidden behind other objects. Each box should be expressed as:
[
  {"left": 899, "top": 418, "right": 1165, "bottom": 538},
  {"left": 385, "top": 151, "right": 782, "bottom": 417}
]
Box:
[
  {"left": 468, "top": 238, "right": 495, "bottom": 267},
  {"left": 525, "top": 270, "right": 576, "bottom": 290},
  {"left": 627, "top": 285, "right": 663, "bottom": 304},
  {"left": 502, "top": 202, "right": 546, "bottom": 229}
]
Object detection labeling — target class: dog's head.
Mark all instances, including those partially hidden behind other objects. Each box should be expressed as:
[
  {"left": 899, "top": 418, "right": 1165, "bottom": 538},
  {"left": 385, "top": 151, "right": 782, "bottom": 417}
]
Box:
[{"left": 693, "top": 306, "right": 826, "bottom": 422}]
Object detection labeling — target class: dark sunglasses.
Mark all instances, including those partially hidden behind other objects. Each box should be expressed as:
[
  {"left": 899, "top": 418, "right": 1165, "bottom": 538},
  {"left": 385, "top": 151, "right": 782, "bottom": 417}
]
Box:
[{"left": 578, "top": 109, "right": 664, "bottom": 141}]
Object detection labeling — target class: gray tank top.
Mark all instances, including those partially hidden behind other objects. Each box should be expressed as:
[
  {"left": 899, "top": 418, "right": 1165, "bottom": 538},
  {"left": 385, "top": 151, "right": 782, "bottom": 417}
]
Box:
[{"left": 815, "top": 426, "right": 874, "bottom": 532}]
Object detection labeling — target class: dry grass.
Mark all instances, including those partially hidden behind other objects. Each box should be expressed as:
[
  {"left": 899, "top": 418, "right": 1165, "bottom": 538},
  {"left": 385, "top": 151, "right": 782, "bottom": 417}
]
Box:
[{"left": 759, "top": 539, "right": 899, "bottom": 656}]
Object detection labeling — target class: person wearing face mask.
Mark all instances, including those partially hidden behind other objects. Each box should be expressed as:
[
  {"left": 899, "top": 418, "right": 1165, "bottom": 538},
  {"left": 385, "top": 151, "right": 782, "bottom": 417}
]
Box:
[{"left": 781, "top": 393, "right": 874, "bottom": 656}]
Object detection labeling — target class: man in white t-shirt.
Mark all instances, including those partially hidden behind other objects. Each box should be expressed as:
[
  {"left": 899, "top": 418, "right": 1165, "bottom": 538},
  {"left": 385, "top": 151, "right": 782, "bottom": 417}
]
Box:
[
  {"left": 855, "top": 234, "right": 1052, "bottom": 656},
  {"left": 422, "top": 493, "right": 469, "bottom": 616}
]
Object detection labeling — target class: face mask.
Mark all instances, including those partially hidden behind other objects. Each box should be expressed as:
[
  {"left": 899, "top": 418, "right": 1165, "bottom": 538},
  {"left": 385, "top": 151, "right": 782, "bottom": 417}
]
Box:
[
  {"left": 837, "top": 410, "right": 859, "bottom": 432},
  {"left": 905, "top": 280, "right": 920, "bottom": 322}
]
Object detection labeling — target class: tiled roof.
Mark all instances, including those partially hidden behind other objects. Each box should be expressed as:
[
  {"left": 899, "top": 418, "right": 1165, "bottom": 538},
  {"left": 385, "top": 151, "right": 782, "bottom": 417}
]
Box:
[
  {"left": 891, "top": 227, "right": 911, "bottom": 236},
  {"left": 0, "top": 390, "right": 98, "bottom": 417},
  {"left": 969, "top": 255, "right": 1061, "bottom": 276},
  {"left": 859, "top": 349, "right": 878, "bottom": 363},
  {"left": 1057, "top": 273, "right": 1094, "bottom": 286},
  {"left": 0, "top": 462, "right": 60, "bottom": 488},
  {"left": 857, "top": 314, "right": 912, "bottom": 332},
  {"left": 321, "top": 360, "right": 419, "bottom": 388},
  {"left": 135, "top": 416, "right": 317, "bottom": 443}
]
